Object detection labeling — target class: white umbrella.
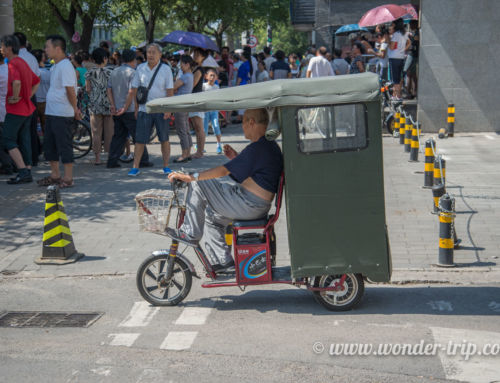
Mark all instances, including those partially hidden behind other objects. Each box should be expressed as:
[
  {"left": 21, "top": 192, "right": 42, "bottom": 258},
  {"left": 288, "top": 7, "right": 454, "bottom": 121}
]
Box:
[{"left": 202, "top": 55, "right": 219, "bottom": 68}]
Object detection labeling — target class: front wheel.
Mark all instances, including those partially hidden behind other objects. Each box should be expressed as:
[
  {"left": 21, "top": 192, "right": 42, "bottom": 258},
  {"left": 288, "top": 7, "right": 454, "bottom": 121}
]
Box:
[
  {"left": 313, "top": 273, "right": 364, "bottom": 311},
  {"left": 136, "top": 254, "right": 192, "bottom": 306}
]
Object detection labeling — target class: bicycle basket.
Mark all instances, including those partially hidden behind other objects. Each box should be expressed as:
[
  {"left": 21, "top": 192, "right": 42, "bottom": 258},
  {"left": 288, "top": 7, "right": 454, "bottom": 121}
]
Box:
[{"left": 135, "top": 189, "right": 181, "bottom": 233}]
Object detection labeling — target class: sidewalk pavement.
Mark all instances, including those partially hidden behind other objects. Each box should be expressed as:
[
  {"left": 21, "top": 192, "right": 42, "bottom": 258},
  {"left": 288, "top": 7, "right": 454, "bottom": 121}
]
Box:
[{"left": 0, "top": 126, "right": 498, "bottom": 284}]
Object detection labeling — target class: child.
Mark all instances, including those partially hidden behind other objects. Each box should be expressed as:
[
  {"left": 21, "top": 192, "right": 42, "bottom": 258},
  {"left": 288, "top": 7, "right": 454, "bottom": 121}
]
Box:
[{"left": 202, "top": 68, "right": 222, "bottom": 154}]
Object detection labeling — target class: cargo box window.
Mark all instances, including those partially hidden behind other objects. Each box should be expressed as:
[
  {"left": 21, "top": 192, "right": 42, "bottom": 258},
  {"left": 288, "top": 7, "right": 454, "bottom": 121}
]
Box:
[{"left": 296, "top": 104, "right": 368, "bottom": 153}]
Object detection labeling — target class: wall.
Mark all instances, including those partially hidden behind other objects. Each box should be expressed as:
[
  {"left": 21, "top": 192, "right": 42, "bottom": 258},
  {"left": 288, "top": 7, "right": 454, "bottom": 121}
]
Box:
[{"left": 418, "top": 0, "right": 500, "bottom": 132}]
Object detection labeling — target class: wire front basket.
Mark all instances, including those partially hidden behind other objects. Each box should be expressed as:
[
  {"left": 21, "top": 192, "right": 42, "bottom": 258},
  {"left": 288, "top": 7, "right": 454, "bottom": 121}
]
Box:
[{"left": 135, "top": 189, "right": 183, "bottom": 233}]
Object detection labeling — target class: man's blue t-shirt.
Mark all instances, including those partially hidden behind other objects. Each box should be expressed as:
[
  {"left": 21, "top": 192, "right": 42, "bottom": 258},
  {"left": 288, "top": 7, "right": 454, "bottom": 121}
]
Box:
[
  {"left": 224, "top": 136, "right": 283, "bottom": 193},
  {"left": 237, "top": 61, "right": 251, "bottom": 85}
]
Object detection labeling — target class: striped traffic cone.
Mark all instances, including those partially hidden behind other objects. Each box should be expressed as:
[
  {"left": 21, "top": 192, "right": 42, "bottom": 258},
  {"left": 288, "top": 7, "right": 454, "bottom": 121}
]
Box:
[{"left": 35, "top": 185, "right": 84, "bottom": 264}]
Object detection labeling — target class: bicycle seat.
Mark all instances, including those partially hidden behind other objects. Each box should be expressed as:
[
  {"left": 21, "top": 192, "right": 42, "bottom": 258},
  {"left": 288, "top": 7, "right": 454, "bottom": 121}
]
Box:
[{"left": 233, "top": 216, "right": 269, "bottom": 228}]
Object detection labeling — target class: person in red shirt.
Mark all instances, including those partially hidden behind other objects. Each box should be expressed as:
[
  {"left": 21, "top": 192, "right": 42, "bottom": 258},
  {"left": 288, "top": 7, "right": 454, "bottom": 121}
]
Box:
[{"left": 0, "top": 35, "right": 40, "bottom": 184}]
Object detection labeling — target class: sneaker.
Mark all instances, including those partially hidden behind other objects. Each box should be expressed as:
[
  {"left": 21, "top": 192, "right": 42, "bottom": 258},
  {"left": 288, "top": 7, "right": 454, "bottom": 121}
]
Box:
[
  {"left": 120, "top": 153, "right": 134, "bottom": 163},
  {"left": 212, "top": 260, "right": 236, "bottom": 274},
  {"left": 216, "top": 145, "right": 222, "bottom": 154},
  {"left": 7, "top": 170, "right": 33, "bottom": 184},
  {"left": 164, "top": 227, "right": 199, "bottom": 247},
  {"left": 163, "top": 167, "right": 172, "bottom": 174},
  {"left": 128, "top": 168, "right": 140, "bottom": 176}
]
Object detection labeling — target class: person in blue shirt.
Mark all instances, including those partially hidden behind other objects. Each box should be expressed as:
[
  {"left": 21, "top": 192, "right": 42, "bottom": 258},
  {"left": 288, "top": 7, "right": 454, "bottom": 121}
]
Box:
[{"left": 166, "top": 108, "right": 283, "bottom": 273}]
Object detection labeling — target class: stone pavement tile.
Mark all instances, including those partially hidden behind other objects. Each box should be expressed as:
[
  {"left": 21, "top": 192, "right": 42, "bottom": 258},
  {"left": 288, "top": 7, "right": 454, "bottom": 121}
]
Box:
[{"left": 1, "top": 130, "right": 499, "bottom": 281}]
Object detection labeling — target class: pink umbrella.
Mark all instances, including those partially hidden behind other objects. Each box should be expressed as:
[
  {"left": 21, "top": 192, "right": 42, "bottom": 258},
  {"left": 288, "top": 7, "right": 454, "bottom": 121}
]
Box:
[
  {"left": 358, "top": 4, "right": 408, "bottom": 27},
  {"left": 401, "top": 3, "right": 418, "bottom": 20}
]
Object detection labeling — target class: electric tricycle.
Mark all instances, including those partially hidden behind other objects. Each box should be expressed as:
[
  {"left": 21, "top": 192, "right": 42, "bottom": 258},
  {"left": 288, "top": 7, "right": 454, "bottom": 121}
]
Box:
[{"left": 135, "top": 72, "right": 391, "bottom": 311}]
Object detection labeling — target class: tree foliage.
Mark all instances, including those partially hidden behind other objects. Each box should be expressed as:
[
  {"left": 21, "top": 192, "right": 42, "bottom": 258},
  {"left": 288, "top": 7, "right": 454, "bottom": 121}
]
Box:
[{"left": 14, "top": 0, "right": 309, "bottom": 53}]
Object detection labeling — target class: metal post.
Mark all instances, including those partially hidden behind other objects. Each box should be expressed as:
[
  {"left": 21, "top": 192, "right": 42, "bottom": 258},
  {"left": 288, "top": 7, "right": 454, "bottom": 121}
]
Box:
[
  {"left": 409, "top": 125, "right": 419, "bottom": 162},
  {"left": 399, "top": 112, "right": 405, "bottom": 145},
  {"left": 437, "top": 194, "right": 455, "bottom": 267},
  {"left": 404, "top": 120, "right": 412, "bottom": 152},
  {"left": 431, "top": 183, "right": 445, "bottom": 214},
  {"left": 447, "top": 103, "right": 455, "bottom": 137},
  {"left": 423, "top": 138, "right": 435, "bottom": 188},
  {"left": 433, "top": 155, "right": 446, "bottom": 186},
  {"left": 394, "top": 111, "right": 400, "bottom": 138}
]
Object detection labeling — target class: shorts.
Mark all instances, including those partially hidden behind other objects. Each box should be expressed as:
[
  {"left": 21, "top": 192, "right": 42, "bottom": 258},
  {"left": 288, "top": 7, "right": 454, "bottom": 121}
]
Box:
[
  {"left": 136, "top": 112, "right": 169, "bottom": 144},
  {"left": 44, "top": 115, "right": 75, "bottom": 164},
  {"left": 389, "top": 58, "right": 405, "bottom": 84},
  {"left": 188, "top": 111, "right": 205, "bottom": 119}
]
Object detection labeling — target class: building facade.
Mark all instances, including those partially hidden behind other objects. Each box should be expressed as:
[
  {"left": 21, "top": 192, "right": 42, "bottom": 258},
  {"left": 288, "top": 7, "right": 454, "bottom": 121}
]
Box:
[{"left": 290, "top": 0, "right": 499, "bottom": 132}]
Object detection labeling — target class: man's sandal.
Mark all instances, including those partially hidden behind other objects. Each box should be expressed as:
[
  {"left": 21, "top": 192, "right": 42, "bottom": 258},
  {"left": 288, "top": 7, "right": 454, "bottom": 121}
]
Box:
[
  {"left": 59, "top": 179, "right": 74, "bottom": 189},
  {"left": 37, "top": 176, "right": 61, "bottom": 187}
]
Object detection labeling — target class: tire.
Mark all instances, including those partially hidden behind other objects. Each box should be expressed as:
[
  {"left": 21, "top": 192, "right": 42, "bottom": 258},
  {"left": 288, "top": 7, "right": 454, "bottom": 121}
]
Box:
[
  {"left": 313, "top": 273, "right": 364, "bottom": 311},
  {"left": 136, "top": 254, "right": 192, "bottom": 306},
  {"left": 72, "top": 119, "right": 92, "bottom": 159},
  {"left": 385, "top": 115, "right": 395, "bottom": 134}
]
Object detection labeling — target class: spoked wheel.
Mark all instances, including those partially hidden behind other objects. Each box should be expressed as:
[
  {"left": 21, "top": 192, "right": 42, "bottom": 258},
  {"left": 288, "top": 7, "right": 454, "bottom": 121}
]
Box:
[
  {"left": 72, "top": 119, "right": 92, "bottom": 159},
  {"left": 136, "top": 254, "right": 192, "bottom": 306},
  {"left": 313, "top": 273, "right": 364, "bottom": 311}
]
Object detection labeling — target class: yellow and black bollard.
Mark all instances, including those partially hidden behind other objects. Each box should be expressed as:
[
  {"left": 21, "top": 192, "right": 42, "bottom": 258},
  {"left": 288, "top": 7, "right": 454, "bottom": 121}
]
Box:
[
  {"left": 394, "top": 111, "right": 400, "bottom": 137},
  {"left": 433, "top": 155, "right": 446, "bottom": 186},
  {"left": 423, "top": 138, "right": 435, "bottom": 188},
  {"left": 35, "top": 185, "right": 84, "bottom": 264},
  {"left": 431, "top": 183, "right": 446, "bottom": 215},
  {"left": 409, "top": 125, "right": 419, "bottom": 162},
  {"left": 399, "top": 112, "right": 406, "bottom": 145},
  {"left": 437, "top": 194, "right": 456, "bottom": 267},
  {"left": 404, "top": 120, "right": 412, "bottom": 153},
  {"left": 447, "top": 103, "right": 455, "bottom": 137}
]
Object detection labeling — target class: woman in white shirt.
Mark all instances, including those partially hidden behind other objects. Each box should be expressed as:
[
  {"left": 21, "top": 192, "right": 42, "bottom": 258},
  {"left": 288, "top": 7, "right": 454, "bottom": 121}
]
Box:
[{"left": 388, "top": 18, "right": 410, "bottom": 100}]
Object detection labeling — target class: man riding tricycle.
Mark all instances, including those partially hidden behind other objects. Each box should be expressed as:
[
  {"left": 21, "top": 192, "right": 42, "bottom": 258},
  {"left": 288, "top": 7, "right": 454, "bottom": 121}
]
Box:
[{"left": 135, "top": 72, "right": 391, "bottom": 311}]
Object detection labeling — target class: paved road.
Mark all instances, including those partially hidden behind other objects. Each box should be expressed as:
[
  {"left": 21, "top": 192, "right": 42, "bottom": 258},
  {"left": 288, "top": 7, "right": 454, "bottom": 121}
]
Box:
[{"left": 1, "top": 275, "right": 500, "bottom": 383}]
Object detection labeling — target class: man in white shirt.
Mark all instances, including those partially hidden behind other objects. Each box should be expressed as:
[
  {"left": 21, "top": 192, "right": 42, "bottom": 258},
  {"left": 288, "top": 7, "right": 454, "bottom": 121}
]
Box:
[
  {"left": 263, "top": 46, "right": 276, "bottom": 72},
  {"left": 38, "top": 35, "right": 81, "bottom": 188},
  {"left": 14, "top": 32, "right": 42, "bottom": 166},
  {"left": 306, "top": 46, "right": 334, "bottom": 78},
  {"left": 129, "top": 43, "right": 174, "bottom": 176},
  {"left": 14, "top": 32, "right": 40, "bottom": 77}
]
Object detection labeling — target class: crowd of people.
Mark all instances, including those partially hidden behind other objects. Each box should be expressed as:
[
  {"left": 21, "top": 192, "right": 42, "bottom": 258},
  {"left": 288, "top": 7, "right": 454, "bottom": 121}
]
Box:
[{"left": 0, "top": 18, "right": 418, "bottom": 186}]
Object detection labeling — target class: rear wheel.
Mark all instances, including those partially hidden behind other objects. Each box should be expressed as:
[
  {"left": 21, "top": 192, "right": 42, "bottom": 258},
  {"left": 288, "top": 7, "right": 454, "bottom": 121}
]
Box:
[
  {"left": 313, "top": 273, "right": 364, "bottom": 311},
  {"left": 72, "top": 119, "right": 92, "bottom": 159},
  {"left": 136, "top": 254, "right": 192, "bottom": 306}
]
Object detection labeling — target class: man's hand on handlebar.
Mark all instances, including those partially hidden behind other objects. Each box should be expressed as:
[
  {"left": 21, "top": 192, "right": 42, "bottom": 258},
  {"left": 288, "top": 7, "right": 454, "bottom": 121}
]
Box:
[{"left": 168, "top": 171, "right": 194, "bottom": 184}]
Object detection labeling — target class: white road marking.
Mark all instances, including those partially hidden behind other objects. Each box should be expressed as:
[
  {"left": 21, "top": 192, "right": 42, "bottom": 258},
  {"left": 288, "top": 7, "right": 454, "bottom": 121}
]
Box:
[
  {"left": 91, "top": 367, "right": 112, "bottom": 376},
  {"left": 119, "top": 301, "right": 159, "bottom": 327},
  {"left": 136, "top": 369, "right": 173, "bottom": 383},
  {"left": 427, "top": 300, "right": 453, "bottom": 312},
  {"left": 442, "top": 155, "right": 451, "bottom": 161},
  {"left": 484, "top": 134, "right": 495, "bottom": 140},
  {"left": 488, "top": 301, "right": 500, "bottom": 313},
  {"left": 160, "top": 331, "right": 198, "bottom": 351},
  {"left": 108, "top": 333, "right": 140, "bottom": 347},
  {"left": 431, "top": 327, "right": 500, "bottom": 383},
  {"left": 175, "top": 307, "right": 213, "bottom": 325}
]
